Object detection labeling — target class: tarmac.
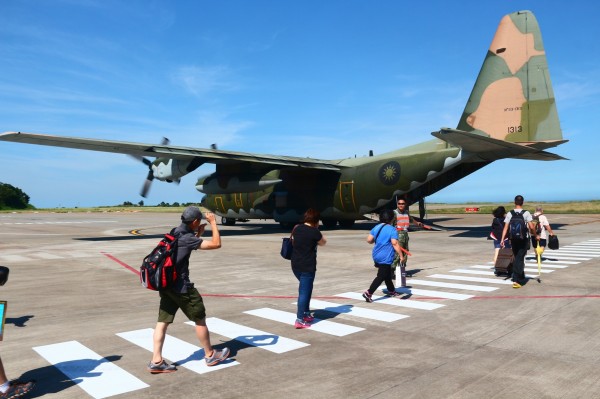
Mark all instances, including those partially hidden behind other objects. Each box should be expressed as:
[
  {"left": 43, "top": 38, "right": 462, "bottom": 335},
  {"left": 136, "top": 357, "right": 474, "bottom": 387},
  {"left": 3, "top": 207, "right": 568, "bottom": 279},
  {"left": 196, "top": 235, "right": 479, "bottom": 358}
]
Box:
[{"left": 1, "top": 210, "right": 599, "bottom": 399}]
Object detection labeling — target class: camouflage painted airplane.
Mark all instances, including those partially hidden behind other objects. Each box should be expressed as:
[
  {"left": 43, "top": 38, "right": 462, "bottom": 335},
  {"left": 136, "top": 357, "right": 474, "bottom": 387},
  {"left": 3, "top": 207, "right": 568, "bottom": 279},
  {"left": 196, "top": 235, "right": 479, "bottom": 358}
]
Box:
[{"left": 0, "top": 10, "right": 567, "bottom": 228}]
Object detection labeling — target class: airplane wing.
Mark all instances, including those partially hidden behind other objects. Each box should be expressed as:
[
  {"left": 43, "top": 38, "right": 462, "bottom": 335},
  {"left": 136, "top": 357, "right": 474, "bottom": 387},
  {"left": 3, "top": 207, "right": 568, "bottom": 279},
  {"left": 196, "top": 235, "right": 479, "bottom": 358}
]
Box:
[
  {"left": 0, "top": 131, "right": 344, "bottom": 171},
  {"left": 431, "top": 128, "right": 569, "bottom": 161}
]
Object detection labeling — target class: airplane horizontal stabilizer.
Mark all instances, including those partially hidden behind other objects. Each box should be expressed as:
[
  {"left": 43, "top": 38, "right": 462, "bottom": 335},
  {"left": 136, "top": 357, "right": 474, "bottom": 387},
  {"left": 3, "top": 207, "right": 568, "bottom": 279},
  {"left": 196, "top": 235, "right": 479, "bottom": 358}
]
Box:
[{"left": 431, "top": 128, "right": 568, "bottom": 161}]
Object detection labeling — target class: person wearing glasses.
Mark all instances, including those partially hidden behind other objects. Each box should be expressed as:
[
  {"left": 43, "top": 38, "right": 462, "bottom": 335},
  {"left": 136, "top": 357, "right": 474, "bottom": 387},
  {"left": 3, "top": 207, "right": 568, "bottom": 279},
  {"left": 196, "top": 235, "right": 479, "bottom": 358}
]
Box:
[{"left": 393, "top": 199, "right": 423, "bottom": 286}]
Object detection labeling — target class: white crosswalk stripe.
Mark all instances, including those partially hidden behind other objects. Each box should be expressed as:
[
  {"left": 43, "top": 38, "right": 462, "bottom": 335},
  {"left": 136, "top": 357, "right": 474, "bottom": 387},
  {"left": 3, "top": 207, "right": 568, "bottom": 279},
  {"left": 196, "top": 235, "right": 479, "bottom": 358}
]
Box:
[
  {"left": 427, "top": 274, "right": 513, "bottom": 285},
  {"left": 185, "top": 318, "right": 309, "bottom": 353},
  {"left": 552, "top": 251, "right": 600, "bottom": 257},
  {"left": 390, "top": 287, "right": 473, "bottom": 300},
  {"left": 524, "top": 258, "right": 580, "bottom": 265},
  {"left": 305, "top": 299, "right": 409, "bottom": 322},
  {"left": 244, "top": 308, "right": 364, "bottom": 336},
  {"left": 117, "top": 328, "right": 239, "bottom": 373},
  {"left": 532, "top": 254, "right": 591, "bottom": 260},
  {"left": 470, "top": 265, "right": 554, "bottom": 274},
  {"left": 523, "top": 262, "right": 568, "bottom": 268},
  {"left": 33, "top": 341, "right": 148, "bottom": 399},
  {"left": 335, "top": 292, "right": 444, "bottom": 310},
  {"left": 27, "top": 238, "right": 600, "bottom": 397},
  {"left": 559, "top": 247, "right": 600, "bottom": 253},
  {"left": 406, "top": 278, "right": 498, "bottom": 292}
]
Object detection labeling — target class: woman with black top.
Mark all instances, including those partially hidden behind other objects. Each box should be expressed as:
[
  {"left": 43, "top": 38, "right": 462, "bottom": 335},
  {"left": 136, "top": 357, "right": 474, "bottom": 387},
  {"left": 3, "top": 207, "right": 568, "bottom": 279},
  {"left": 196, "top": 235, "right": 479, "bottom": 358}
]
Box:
[
  {"left": 491, "top": 206, "right": 511, "bottom": 263},
  {"left": 290, "top": 208, "right": 327, "bottom": 329}
]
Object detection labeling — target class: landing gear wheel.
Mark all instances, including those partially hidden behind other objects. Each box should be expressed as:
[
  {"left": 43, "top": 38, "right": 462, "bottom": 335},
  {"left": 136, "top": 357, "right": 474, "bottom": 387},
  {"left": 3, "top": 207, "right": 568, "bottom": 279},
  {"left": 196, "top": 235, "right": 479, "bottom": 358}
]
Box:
[
  {"left": 322, "top": 219, "right": 337, "bottom": 229},
  {"left": 338, "top": 220, "right": 355, "bottom": 229},
  {"left": 221, "top": 217, "right": 236, "bottom": 226}
]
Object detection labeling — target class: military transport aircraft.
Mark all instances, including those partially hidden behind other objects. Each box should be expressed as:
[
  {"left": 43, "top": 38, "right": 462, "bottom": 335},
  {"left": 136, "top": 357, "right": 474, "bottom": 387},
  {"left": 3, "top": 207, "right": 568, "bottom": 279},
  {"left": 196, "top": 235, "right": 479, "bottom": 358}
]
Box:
[{"left": 0, "top": 10, "right": 567, "bottom": 228}]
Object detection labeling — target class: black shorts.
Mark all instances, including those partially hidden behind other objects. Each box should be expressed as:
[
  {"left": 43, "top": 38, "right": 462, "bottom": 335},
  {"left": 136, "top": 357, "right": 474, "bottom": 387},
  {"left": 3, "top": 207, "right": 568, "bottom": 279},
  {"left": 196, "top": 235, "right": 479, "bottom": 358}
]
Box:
[{"left": 158, "top": 287, "right": 206, "bottom": 323}]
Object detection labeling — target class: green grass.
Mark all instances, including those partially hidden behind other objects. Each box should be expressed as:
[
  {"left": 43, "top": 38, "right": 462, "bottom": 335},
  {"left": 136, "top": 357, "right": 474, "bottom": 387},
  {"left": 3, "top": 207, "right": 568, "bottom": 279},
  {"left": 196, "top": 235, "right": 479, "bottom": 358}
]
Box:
[{"left": 426, "top": 200, "right": 600, "bottom": 214}]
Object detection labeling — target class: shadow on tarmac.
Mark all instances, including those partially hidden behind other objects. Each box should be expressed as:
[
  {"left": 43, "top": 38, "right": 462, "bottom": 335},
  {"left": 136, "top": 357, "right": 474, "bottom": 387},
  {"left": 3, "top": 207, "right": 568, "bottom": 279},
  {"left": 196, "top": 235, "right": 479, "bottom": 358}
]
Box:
[
  {"left": 71, "top": 218, "right": 569, "bottom": 242},
  {"left": 6, "top": 314, "right": 34, "bottom": 327},
  {"left": 18, "top": 355, "right": 122, "bottom": 398}
]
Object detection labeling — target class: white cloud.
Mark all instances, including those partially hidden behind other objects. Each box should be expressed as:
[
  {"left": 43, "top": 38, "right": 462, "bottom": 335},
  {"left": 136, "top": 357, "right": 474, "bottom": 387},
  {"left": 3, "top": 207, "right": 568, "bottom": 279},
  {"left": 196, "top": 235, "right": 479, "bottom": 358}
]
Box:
[{"left": 172, "top": 65, "right": 239, "bottom": 97}]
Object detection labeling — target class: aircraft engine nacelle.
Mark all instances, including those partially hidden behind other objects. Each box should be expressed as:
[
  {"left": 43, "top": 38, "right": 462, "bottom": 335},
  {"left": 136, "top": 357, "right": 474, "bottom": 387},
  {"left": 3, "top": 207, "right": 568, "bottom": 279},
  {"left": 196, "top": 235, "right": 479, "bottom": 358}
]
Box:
[
  {"left": 152, "top": 158, "right": 201, "bottom": 183},
  {"left": 195, "top": 173, "right": 281, "bottom": 194}
]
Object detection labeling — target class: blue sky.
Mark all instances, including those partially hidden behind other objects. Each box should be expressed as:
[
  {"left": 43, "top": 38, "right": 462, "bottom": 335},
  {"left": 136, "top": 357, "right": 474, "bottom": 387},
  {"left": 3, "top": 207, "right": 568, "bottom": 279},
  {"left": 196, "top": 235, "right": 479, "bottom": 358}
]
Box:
[{"left": 1, "top": 0, "right": 599, "bottom": 208}]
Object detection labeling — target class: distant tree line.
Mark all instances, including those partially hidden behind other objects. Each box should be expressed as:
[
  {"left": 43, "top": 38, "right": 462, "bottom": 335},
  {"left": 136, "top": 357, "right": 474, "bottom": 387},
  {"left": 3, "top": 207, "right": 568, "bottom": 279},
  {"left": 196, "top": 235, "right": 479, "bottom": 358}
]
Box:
[
  {"left": 120, "top": 200, "right": 199, "bottom": 207},
  {"left": 0, "top": 182, "right": 33, "bottom": 210},
  {"left": 0, "top": 183, "right": 199, "bottom": 210}
]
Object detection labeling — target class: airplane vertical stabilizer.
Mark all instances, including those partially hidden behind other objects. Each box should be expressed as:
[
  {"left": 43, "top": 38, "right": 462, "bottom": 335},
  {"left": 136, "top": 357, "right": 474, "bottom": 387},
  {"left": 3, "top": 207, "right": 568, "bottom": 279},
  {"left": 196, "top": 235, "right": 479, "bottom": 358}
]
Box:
[{"left": 456, "top": 10, "right": 563, "bottom": 144}]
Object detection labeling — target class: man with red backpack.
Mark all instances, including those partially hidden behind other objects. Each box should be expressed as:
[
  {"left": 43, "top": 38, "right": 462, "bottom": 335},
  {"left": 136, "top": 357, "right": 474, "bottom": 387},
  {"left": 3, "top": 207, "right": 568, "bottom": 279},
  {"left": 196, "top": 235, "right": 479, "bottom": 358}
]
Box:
[{"left": 147, "top": 207, "right": 230, "bottom": 373}]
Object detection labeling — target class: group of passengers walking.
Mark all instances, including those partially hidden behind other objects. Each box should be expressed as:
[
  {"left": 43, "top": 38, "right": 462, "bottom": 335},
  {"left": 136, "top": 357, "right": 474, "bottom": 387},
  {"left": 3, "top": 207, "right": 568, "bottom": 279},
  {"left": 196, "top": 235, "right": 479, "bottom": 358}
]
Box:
[
  {"left": 289, "top": 199, "right": 423, "bottom": 329},
  {"left": 149, "top": 195, "right": 551, "bottom": 373},
  {"left": 492, "top": 195, "right": 555, "bottom": 289}
]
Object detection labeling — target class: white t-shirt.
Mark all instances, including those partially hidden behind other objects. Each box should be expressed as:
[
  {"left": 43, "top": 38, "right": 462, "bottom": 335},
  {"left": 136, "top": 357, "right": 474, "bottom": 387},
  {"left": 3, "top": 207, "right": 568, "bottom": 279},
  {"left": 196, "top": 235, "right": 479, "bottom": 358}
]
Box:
[
  {"left": 536, "top": 213, "right": 550, "bottom": 240},
  {"left": 504, "top": 209, "right": 533, "bottom": 239},
  {"left": 504, "top": 209, "right": 533, "bottom": 224}
]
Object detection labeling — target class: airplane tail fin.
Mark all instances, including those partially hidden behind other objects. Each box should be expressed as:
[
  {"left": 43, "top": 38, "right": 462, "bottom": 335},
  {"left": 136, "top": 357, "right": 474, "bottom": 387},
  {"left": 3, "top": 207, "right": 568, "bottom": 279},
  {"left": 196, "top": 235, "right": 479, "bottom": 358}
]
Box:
[{"left": 455, "top": 10, "right": 565, "bottom": 150}]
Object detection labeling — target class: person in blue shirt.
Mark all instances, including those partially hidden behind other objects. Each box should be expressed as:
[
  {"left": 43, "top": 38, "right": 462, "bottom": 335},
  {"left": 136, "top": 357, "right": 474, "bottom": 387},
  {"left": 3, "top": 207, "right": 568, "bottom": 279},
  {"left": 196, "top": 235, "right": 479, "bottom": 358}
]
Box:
[{"left": 362, "top": 209, "right": 402, "bottom": 302}]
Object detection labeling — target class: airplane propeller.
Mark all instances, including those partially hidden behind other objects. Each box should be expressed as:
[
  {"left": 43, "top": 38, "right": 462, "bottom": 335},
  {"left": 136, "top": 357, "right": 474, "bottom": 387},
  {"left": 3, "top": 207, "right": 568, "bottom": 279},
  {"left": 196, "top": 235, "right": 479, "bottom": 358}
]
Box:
[{"left": 129, "top": 137, "right": 170, "bottom": 198}]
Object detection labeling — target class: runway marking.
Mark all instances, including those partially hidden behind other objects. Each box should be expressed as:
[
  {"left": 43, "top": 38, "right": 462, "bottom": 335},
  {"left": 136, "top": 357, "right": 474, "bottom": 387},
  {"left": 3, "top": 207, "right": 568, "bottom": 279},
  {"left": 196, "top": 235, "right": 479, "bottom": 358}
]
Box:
[
  {"left": 471, "top": 294, "right": 600, "bottom": 300},
  {"left": 454, "top": 267, "right": 554, "bottom": 275},
  {"left": 184, "top": 318, "right": 309, "bottom": 353},
  {"left": 117, "top": 328, "right": 239, "bottom": 373},
  {"left": 551, "top": 251, "right": 599, "bottom": 257},
  {"left": 0, "top": 254, "right": 29, "bottom": 262},
  {"left": 244, "top": 308, "right": 364, "bottom": 336},
  {"left": 523, "top": 262, "right": 568, "bottom": 268},
  {"left": 470, "top": 265, "right": 554, "bottom": 274},
  {"left": 28, "top": 252, "right": 63, "bottom": 260},
  {"left": 389, "top": 287, "right": 473, "bottom": 300},
  {"left": 102, "top": 252, "right": 139, "bottom": 275},
  {"left": 335, "top": 292, "right": 444, "bottom": 310},
  {"left": 560, "top": 246, "right": 600, "bottom": 252},
  {"left": 523, "top": 258, "right": 580, "bottom": 265},
  {"left": 0, "top": 220, "right": 117, "bottom": 226},
  {"left": 406, "top": 279, "right": 498, "bottom": 292},
  {"left": 531, "top": 254, "right": 591, "bottom": 261},
  {"left": 33, "top": 340, "right": 148, "bottom": 399},
  {"left": 303, "top": 299, "right": 409, "bottom": 322},
  {"left": 427, "top": 274, "right": 514, "bottom": 285}
]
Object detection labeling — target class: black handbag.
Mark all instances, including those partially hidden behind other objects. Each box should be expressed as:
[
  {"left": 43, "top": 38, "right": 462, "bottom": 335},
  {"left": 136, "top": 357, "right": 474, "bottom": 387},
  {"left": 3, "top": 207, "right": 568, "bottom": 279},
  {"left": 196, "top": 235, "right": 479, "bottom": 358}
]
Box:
[
  {"left": 280, "top": 225, "right": 299, "bottom": 260},
  {"left": 548, "top": 235, "right": 559, "bottom": 250}
]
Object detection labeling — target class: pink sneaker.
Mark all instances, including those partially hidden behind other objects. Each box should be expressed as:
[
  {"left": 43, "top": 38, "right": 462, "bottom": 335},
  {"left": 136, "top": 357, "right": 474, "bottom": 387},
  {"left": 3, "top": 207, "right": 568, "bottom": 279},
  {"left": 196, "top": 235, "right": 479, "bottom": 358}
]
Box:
[
  {"left": 295, "top": 319, "right": 311, "bottom": 329},
  {"left": 303, "top": 314, "right": 315, "bottom": 323}
]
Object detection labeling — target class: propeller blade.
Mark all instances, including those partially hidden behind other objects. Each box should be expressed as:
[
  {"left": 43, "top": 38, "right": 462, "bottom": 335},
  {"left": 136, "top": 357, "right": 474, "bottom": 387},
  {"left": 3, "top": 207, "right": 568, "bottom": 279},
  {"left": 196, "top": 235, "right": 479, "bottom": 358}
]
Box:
[
  {"left": 141, "top": 170, "right": 154, "bottom": 197},
  {"left": 129, "top": 154, "right": 152, "bottom": 167}
]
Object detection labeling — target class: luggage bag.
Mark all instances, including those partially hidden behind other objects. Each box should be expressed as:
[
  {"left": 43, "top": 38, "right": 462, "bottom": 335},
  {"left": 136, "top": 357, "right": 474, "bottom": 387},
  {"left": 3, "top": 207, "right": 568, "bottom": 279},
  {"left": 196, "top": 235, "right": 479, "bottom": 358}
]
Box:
[{"left": 494, "top": 247, "right": 514, "bottom": 276}]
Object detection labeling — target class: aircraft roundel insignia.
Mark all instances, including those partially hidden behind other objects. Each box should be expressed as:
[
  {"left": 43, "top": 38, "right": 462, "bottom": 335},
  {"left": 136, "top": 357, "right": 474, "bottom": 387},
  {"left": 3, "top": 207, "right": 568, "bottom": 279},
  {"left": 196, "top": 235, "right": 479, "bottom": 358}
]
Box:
[{"left": 378, "top": 161, "right": 400, "bottom": 186}]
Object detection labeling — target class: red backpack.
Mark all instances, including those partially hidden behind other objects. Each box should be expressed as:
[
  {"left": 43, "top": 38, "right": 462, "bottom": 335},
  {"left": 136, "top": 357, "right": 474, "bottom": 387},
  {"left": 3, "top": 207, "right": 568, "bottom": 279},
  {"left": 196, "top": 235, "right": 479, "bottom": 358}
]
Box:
[{"left": 140, "top": 231, "right": 178, "bottom": 291}]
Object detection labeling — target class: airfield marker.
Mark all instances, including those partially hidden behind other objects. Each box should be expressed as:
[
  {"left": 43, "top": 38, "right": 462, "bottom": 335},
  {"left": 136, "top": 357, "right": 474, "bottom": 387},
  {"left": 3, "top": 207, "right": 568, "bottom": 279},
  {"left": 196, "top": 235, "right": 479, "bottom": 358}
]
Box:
[
  {"left": 33, "top": 340, "right": 148, "bottom": 398},
  {"left": 117, "top": 328, "right": 239, "bottom": 373},
  {"left": 185, "top": 318, "right": 309, "bottom": 353}
]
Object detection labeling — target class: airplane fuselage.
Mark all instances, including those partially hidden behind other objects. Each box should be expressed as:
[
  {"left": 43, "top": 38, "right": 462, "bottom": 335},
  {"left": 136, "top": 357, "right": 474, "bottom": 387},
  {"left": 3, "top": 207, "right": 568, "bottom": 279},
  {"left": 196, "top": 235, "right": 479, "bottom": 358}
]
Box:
[{"left": 200, "top": 141, "right": 483, "bottom": 226}]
